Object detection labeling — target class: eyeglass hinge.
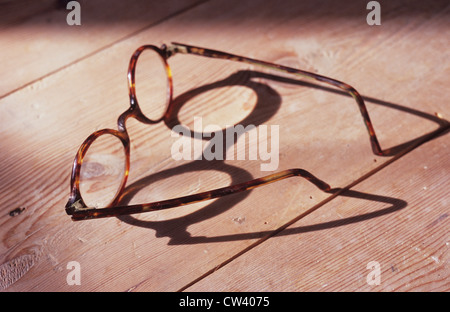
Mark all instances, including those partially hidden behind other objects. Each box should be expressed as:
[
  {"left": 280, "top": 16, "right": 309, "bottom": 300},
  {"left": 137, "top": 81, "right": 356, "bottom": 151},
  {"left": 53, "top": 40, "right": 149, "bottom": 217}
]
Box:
[{"left": 164, "top": 43, "right": 188, "bottom": 58}]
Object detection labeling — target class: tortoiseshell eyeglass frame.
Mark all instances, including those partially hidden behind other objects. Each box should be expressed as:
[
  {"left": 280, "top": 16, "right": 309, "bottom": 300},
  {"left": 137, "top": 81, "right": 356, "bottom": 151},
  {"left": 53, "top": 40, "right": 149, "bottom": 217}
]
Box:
[{"left": 65, "top": 42, "right": 385, "bottom": 221}]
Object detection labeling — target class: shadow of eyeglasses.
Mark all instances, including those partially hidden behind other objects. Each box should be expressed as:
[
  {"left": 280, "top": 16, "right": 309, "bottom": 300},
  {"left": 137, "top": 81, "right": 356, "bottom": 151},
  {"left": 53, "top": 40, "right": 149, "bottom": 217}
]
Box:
[
  {"left": 117, "top": 69, "right": 448, "bottom": 245},
  {"left": 166, "top": 188, "right": 408, "bottom": 245}
]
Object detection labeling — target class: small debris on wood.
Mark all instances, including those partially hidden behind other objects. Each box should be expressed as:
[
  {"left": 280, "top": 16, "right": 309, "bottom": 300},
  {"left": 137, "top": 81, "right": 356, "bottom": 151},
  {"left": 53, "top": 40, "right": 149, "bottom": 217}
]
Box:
[
  {"left": 232, "top": 216, "right": 246, "bottom": 224},
  {"left": 9, "top": 207, "right": 25, "bottom": 217}
]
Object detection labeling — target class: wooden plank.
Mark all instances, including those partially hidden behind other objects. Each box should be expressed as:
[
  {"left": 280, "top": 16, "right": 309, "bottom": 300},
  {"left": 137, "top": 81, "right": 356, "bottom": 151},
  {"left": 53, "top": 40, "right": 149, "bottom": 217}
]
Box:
[
  {"left": 185, "top": 133, "right": 450, "bottom": 291},
  {"left": 0, "top": 0, "right": 203, "bottom": 97},
  {"left": 0, "top": 0, "right": 56, "bottom": 27},
  {"left": 0, "top": 0, "right": 448, "bottom": 291}
]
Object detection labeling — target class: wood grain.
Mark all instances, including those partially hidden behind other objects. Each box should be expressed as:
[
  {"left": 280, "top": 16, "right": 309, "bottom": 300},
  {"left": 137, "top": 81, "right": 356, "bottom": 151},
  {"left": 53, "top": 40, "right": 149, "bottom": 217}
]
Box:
[{"left": 0, "top": 0, "right": 448, "bottom": 291}]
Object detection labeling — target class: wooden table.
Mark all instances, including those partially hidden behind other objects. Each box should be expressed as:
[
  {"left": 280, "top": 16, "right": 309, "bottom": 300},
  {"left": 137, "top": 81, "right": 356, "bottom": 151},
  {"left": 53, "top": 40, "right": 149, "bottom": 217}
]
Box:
[{"left": 1, "top": 0, "right": 448, "bottom": 292}]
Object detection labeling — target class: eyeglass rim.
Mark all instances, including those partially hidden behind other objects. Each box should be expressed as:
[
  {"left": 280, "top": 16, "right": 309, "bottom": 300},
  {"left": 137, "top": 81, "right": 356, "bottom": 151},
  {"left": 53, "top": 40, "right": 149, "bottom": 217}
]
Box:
[
  {"left": 127, "top": 44, "right": 173, "bottom": 125},
  {"left": 65, "top": 128, "right": 130, "bottom": 215}
]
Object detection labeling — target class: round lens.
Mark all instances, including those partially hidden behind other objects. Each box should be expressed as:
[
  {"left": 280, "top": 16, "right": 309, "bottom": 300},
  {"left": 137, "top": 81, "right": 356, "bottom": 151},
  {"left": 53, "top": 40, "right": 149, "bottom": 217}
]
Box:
[
  {"left": 135, "top": 48, "right": 169, "bottom": 121},
  {"left": 79, "top": 133, "right": 127, "bottom": 208}
]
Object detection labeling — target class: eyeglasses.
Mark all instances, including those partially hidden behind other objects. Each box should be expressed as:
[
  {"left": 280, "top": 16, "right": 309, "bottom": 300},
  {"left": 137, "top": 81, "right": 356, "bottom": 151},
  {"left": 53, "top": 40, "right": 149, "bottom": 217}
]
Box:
[{"left": 65, "top": 42, "right": 384, "bottom": 221}]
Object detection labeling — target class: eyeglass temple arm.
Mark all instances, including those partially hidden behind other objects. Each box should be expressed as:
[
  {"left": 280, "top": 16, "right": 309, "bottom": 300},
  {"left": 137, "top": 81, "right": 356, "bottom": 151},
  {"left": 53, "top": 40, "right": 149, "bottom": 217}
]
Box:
[
  {"left": 69, "top": 169, "right": 330, "bottom": 221},
  {"left": 167, "top": 42, "right": 383, "bottom": 156}
]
